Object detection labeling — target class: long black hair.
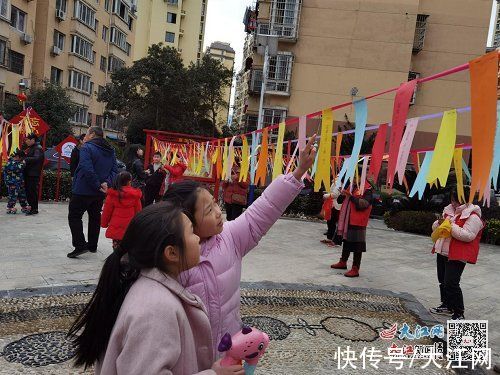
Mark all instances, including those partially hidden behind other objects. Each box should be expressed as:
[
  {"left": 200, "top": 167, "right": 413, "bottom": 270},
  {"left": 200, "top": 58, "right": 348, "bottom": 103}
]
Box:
[
  {"left": 68, "top": 202, "right": 189, "bottom": 369},
  {"left": 125, "top": 144, "right": 143, "bottom": 171},
  {"left": 163, "top": 180, "right": 204, "bottom": 225},
  {"left": 112, "top": 171, "right": 132, "bottom": 201}
]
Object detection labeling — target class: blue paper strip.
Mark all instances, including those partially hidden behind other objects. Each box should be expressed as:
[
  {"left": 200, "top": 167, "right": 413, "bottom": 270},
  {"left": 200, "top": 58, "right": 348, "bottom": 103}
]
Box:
[
  {"left": 343, "top": 99, "right": 367, "bottom": 187},
  {"left": 409, "top": 151, "right": 434, "bottom": 199},
  {"left": 462, "top": 159, "right": 472, "bottom": 183}
]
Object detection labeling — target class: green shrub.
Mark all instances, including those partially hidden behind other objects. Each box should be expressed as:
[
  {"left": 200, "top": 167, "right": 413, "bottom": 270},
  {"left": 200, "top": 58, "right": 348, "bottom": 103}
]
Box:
[
  {"left": 483, "top": 219, "right": 500, "bottom": 245},
  {"left": 1, "top": 170, "right": 73, "bottom": 201},
  {"left": 385, "top": 210, "right": 438, "bottom": 236}
]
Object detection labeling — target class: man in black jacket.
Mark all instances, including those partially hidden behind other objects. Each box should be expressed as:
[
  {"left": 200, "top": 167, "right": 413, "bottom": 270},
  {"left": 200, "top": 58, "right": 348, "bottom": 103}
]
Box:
[
  {"left": 23, "top": 133, "right": 45, "bottom": 215},
  {"left": 69, "top": 134, "right": 86, "bottom": 177}
]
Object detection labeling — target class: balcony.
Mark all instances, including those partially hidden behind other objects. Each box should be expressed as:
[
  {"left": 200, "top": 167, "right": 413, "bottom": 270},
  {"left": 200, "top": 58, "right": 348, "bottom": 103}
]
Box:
[
  {"left": 249, "top": 69, "right": 263, "bottom": 94},
  {"left": 257, "top": 22, "right": 297, "bottom": 41}
]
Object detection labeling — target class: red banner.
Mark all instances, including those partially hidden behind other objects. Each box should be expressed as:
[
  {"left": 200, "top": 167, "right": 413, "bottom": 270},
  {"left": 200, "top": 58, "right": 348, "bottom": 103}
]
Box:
[
  {"left": 10, "top": 108, "right": 50, "bottom": 136},
  {"left": 55, "top": 135, "right": 78, "bottom": 163},
  {"left": 368, "top": 123, "right": 388, "bottom": 182}
]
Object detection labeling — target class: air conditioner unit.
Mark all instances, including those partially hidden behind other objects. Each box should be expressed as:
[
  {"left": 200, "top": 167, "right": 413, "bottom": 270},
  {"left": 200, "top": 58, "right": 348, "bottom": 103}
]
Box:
[
  {"left": 19, "top": 79, "right": 30, "bottom": 89},
  {"left": 56, "top": 9, "right": 66, "bottom": 21},
  {"left": 51, "top": 45, "right": 62, "bottom": 55},
  {"left": 131, "top": 5, "right": 137, "bottom": 13},
  {"left": 21, "top": 33, "right": 33, "bottom": 44}
]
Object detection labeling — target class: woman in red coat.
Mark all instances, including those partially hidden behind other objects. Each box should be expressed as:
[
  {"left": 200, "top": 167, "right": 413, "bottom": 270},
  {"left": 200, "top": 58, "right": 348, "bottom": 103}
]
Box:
[{"left": 101, "top": 171, "right": 142, "bottom": 249}]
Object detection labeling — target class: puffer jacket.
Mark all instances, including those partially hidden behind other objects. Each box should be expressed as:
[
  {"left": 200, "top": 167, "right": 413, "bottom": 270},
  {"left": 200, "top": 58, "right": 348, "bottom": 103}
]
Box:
[
  {"left": 101, "top": 186, "right": 142, "bottom": 240},
  {"left": 432, "top": 203, "right": 483, "bottom": 257},
  {"left": 181, "top": 173, "right": 303, "bottom": 357}
]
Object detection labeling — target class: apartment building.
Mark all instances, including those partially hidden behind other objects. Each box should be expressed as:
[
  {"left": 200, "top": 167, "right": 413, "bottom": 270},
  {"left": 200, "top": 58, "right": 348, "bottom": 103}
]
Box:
[
  {"left": 134, "top": 0, "right": 207, "bottom": 64},
  {"left": 206, "top": 41, "right": 235, "bottom": 130},
  {"left": 0, "top": 0, "right": 37, "bottom": 107},
  {"left": 30, "top": 0, "right": 137, "bottom": 140},
  {"left": 233, "top": 0, "right": 491, "bottom": 148}
]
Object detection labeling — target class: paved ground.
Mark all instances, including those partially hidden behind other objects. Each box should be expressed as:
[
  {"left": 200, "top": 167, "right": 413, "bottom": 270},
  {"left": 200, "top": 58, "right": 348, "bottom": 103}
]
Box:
[{"left": 0, "top": 202, "right": 499, "bottom": 366}]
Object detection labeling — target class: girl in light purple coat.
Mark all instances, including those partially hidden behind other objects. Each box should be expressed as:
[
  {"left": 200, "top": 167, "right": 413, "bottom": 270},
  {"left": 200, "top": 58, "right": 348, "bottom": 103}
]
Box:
[
  {"left": 164, "top": 136, "right": 317, "bottom": 357},
  {"left": 69, "top": 202, "right": 244, "bottom": 375}
]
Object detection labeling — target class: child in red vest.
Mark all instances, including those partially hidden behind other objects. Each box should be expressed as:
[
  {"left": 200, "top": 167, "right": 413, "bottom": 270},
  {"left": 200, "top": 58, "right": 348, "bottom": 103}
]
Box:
[
  {"left": 331, "top": 183, "right": 373, "bottom": 277},
  {"left": 101, "top": 171, "right": 142, "bottom": 249},
  {"left": 429, "top": 186, "right": 484, "bottom": 320}
]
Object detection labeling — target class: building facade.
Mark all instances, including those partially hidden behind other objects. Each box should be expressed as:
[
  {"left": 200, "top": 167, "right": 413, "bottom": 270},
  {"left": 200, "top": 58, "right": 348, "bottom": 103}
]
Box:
[
  {"left": 233, "top": 0, "right": 491, "bottom": 148},
  {"left": 0, "top": 0, "right": 137, "bottom": 141},
  {"left": 134, "top": 0, "right": 207, "bottom": 65},
  {"left": 206, "top": 41, "right": 235, "bottom": 130},
  {"left": 493, "top": 0, "right": 500, "bottom": 48},
  {"left": 0, "top": 0, "right": 37, "bottom": 110}
]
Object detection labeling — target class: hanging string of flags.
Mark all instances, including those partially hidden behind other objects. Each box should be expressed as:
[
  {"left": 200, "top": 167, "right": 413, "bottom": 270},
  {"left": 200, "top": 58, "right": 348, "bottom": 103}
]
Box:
[{"left": 153, "top": 51, "right": 498, "bottom": 205}]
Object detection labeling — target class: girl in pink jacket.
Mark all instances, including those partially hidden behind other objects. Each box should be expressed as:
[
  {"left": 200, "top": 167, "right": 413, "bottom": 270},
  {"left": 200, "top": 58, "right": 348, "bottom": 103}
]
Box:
[
  {"left": 69, "top": 202, "right": 244, "bottom": 375},
  {"left": 429, "top": 186, "right": 484, "bottom": 321},
  {"left": 164, "top": 136, "right": 317, "bottom": 357}
]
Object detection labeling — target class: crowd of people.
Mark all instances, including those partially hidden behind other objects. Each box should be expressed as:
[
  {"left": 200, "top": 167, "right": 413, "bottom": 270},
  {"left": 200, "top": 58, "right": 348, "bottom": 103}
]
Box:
[{"left": 2, "top": 133, "right": 45, "bottom": 216}]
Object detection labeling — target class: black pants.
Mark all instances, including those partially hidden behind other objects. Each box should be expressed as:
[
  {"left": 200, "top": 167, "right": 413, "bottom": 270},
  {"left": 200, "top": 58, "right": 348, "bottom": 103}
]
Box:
[
  {"left": 68, "top": 194, "right": 104, "bottom": 251},
  {"left": 225, "top": 203, "right": 244, "bottom": 221},
  {"left": 144, "top": 184, "right": 162, "bottom": 207},
  {"left": 341, "top": 248, "right": 363, "bottom": 268},
  {"left": 25, "top": 175, "right": 40, "bottom": 211},
  {"left": 436, "top": 254, "right": 466, "bottom": 314},
  {"left": 326, "top": 213, "right": 342, "bottom": 244}
]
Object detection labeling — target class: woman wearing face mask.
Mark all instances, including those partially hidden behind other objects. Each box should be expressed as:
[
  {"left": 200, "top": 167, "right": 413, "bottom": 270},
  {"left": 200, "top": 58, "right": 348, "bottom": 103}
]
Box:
[{"left": 429, "top": 186, "right": 484, "bottom": 321}]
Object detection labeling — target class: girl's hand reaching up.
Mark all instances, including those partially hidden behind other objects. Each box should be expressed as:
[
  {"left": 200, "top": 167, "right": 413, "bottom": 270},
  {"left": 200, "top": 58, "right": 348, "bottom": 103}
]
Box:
[{"left": 293, "top": 134, "right": 317, "bottom": 181}]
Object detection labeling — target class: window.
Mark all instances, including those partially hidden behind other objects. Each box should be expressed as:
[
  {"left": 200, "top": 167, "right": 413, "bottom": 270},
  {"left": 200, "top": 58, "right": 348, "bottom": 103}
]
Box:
[
  {"left": 53, "top": 30, "right": 65, "bottom": 50},
  {"left": 167, "top": 12, "right": 176, "bottom": 23},
  {"left": 71, "top": 35, "right": 94, "bottom": 62},
  {"left": 56, "top": 0, "right": 67, "bottom": 12},
  {"left": 408, "top": 71, "right": 420, "bottom": 105},
  {"left": 102, "top": 25, "right": 108, "bottom": 41},
  {"left": 165, "top": 32, "right": 175, "bottom": 43},
  {"left": 9, "top": 50, "right": 24, "bottom": 75},
  {"left": 100, "top": 56, "right": 106, "bottom": 71},
  {"left": 97, "top": 85, "right": 105, "bottom": 97},
  {"left": 72, "top": 105, "right": 89, "bottom": 124},
  {"left": 108, "top": 55, "right": 124, "bottom": 72},
  {"left": 69, "top": 70, "right": 92, "bottom": 94},
  {"left": 50, "top": 67, "right": 63, "bottom": 84},
  {"left": 104, "top": 0, "right": 110, "bottom": 11},
  {"left": 266, "top": 53, "right": 293, "bottom": 93},
  {"left": 110, "top": 26, "right": 128, "bottom": 52},
  {"left": 112, "top": 0, "right": 129, "bottom": 23},
  {"left": 0, "top": 0, "right": 9, "bottom": 19},
  {"left": 0, "top": 39, "right": 6, "bottom": 66},
  {"left": 74, "top": 0, "right": 96, "bottom": 30},
  {"left": 126, "top": 42, "right": 131, "bottom": 56},
  {"left": 128, "top": 16, "right": 133, "bottom": 31},
  {"left": 413, "top": 14, "right": 429, "bottom": 53},
  {"left": 10, "top": 6, "right": 26, "bottom": 32},
  {"left": 263, "top": 108, "right": 286, "bottom": 127}
]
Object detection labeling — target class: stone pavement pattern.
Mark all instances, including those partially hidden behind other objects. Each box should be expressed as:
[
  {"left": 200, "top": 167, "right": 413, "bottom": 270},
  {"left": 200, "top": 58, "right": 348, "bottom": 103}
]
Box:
[{"left": 0, "top": 202, "right": 499, "bottom": 367}]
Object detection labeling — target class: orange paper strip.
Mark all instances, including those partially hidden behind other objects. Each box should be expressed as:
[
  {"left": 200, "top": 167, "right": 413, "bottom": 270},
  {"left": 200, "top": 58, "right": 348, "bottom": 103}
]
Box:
[{"left": 255, "top": 128, "right": 269, "bottom": 186}]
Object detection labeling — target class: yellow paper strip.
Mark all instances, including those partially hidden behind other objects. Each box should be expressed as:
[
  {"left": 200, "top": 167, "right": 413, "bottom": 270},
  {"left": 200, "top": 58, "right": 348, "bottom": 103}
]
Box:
[
  {"left": 272, "top": 122, "right": 286, "bottom": 180},
  {"left": 221, "top": 139, "right": 228, "bottom": 180},
  {"left": 314, "top": 109, "right": 334, "bottom": 192}
]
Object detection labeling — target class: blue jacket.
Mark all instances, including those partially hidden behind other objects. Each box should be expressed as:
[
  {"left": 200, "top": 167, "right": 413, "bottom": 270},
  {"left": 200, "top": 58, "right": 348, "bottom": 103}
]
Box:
[{"left": 72, "top": 137, "right": 118, "bottom": 196}]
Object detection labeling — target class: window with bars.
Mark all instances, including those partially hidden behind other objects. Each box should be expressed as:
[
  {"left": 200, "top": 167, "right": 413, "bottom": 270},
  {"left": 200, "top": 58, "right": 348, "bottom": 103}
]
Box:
[
  {"left": 413, "top": 14, "right": 429, "bottom": 53},
  {"left": 263, "top": 108, "right": 287, "bottom": 127},
  {"left": 69, "top": 70, "right": 92, "bottom": 94},
  {"left": 56, "top": 0, "right": 67, "bottom": 12},
  {"left": 0, "top": 0, "right": 10, "bottom": 19},
  {"left": 110, "top": 27, "right": 128, "bottom": 52},
  {"left": 108, "top": 55, "right": 125, "bottom": 72},
  {"left": 72, "top": 105, "right": 89, "bottom": 124},
  {"left": 50, "top": 67, "right": 63, "bottom": 85},
  {"left": 0, "top": 39, "right": 6, "bottom": 66},
  {"left": 267, "top": 53, "right": 293, "bottom": 93},
  {"left": 100, "top": 56, "right": 106, "bottom": 71},
  {"left": 408, "top": 71, "right": 420, "bottom": 105},
  {"left": 74, "top": 1, "right": 96, "bottom": 30},
  {"left": 71, "top": 35, "right": 94, "bottom": 62},
  {"left": 10, "top": 6, "right": 26, "bottom": 32},
  {"left": 258, "top": 0, "right": 300, "bottom": 38},
  {"left": 9, "top": 50, "right": 24, "bottom": 75},
  {"left": 53, "top": 30, "right": 65, "bottom": 50}
]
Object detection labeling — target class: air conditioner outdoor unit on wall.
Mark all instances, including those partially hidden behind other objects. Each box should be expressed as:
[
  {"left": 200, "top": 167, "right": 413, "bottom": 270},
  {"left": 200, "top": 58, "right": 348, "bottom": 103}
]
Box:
[
  {"left": 21, "top": 34, "right": 33, "bottom": 44},
  {"left": 56, "top": 9, "right": 66, "bottom": 21},
  {"left": 51, "top": 46, "right": 62, "bottom": 55}
]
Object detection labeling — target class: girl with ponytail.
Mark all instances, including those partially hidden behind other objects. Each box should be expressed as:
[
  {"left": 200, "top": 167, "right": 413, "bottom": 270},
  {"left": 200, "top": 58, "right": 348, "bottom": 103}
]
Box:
[{"left": 68, "top": 202, "right": 243, "bottom": 375}]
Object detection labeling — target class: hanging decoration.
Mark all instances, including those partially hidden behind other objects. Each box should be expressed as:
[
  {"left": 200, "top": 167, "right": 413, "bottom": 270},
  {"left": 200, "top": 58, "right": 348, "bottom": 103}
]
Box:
[
  {"left": 409, "top": 151, "right": 434, "bottom": 199},
  {"left": 314, "top": 109, "right": 334, "bottom": 191},
  {"left": 396, "top": 117, "right": 419, "bottom": 184},
  {"left": 272, "top": 122, "right": 286, "bottom": 180}
]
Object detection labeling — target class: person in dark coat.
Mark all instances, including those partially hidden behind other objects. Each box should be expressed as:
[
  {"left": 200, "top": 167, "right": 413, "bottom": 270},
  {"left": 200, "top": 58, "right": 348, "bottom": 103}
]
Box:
[
  {"left": 144, "top": 151, "right": 167, "bottom": 206},
  {"left": 70, "top": 134, "right": 86, "bottom": 177},
  {"left": 23, "top": 133, "right": 45, "bottom": 215},
  {"left": 126, "top": 145, "right": 147, "bottom": 200},
  {"left": 67, "top": 127, "right": 118, "bottom": 258}
]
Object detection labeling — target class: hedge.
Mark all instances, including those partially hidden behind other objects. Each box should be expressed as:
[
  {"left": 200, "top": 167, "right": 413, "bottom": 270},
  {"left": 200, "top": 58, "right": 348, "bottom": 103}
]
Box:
[
  {"left": 252, "top": 187, "right": 324, "bottom": 217},
  {"left": 384, "top": 210, "right": 500, "bottom": 245}
]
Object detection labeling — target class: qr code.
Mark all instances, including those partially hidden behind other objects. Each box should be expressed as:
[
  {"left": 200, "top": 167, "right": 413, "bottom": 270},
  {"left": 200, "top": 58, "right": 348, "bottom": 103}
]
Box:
[{"left": 447, "top": 320, "right": 488, "bottom": 362}]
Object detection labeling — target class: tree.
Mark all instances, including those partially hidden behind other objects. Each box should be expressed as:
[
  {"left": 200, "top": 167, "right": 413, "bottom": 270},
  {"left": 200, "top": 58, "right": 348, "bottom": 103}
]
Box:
[
  {"left": 0, "top": 82, "right": 76, "bottom": 146},
  {"left": 189, "top": 55, "right": 233, "bottom": 136},
  {"left": 99, "top": 44, "right": 230, "bottom": 143}
]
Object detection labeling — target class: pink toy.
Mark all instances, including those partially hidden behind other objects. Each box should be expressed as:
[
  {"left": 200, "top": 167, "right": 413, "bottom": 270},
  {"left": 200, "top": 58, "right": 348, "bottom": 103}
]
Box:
[{"left": 218, "top": 326, "right": 269, "bottom": 375}]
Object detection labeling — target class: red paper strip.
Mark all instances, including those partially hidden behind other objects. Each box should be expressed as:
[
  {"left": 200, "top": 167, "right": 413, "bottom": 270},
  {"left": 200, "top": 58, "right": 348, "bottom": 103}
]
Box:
[
  {"left": 386, "top": 79, "right": 418, "bottom": 188},
  {"left": 368, "top": 123, "right": 388, "bottom": 182}
]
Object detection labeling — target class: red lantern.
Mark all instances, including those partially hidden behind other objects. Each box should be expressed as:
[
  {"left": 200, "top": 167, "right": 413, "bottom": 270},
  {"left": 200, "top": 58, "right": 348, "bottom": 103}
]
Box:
[{"left": 17, "top": 92, "right": 27, "bottom": 104}]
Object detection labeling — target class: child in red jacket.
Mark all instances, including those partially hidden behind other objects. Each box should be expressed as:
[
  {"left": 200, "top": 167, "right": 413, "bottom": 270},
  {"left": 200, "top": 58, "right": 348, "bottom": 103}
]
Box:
[{"left": 101, "top": 171, "right": 142, "bottom": 249}]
